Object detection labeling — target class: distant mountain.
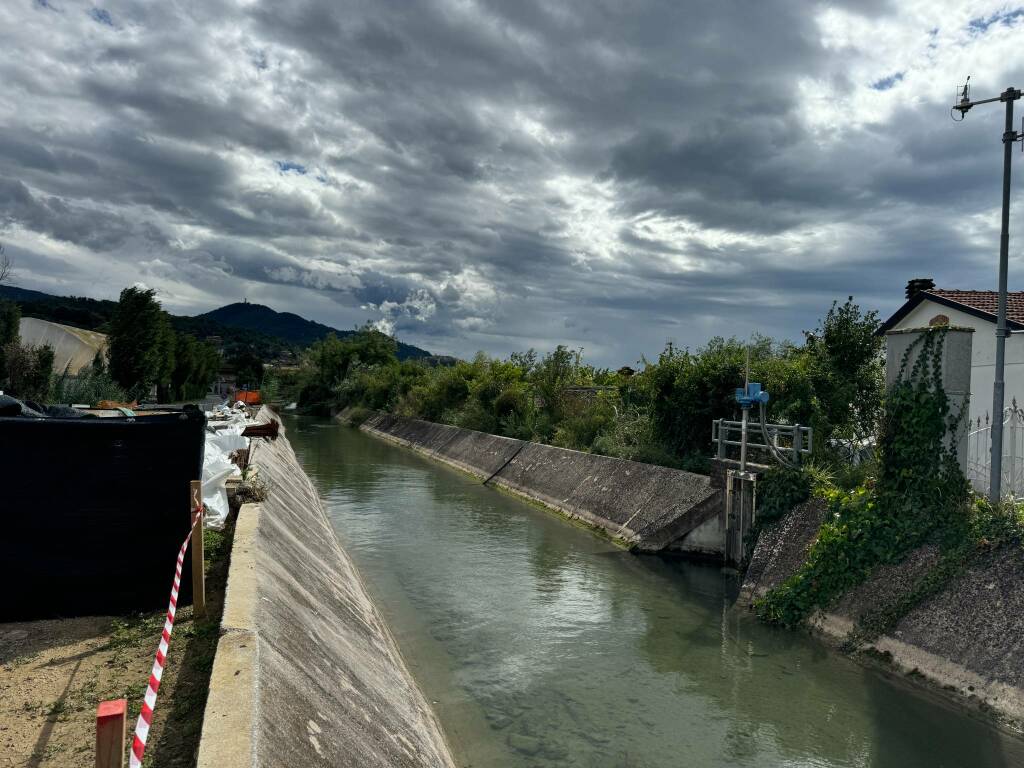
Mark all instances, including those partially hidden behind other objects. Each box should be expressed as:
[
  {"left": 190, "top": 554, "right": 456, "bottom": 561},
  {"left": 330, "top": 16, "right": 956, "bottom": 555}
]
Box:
[
  {"left": 0, "top": 285, "right": 119, "bottom": 331},
  {"left": 196, "top": 302, "right": 431, "bottom": 360},
  {"left": 0, "top": 287, "right": 432, "bottom": 360}
]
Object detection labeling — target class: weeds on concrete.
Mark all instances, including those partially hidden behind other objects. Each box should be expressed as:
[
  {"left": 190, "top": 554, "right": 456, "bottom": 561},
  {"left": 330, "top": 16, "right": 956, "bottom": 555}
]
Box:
[
  {"left": 844, "top": 496, "right": 1024, "bottom": 648},
  {"left": 237, "top": 466, "right": 271, "bottom": 504}
]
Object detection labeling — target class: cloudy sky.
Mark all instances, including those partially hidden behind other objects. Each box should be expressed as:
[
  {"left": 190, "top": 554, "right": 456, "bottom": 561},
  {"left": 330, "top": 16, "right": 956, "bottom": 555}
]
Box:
[{"left": 1, "top": 1, "right": 1023, "bottom": 364}]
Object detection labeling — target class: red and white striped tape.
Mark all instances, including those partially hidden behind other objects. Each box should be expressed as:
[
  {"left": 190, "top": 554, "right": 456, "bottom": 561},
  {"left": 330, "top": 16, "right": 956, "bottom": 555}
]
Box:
[{"left": 129, "top": 505, "right": 203, "bottom": 768}]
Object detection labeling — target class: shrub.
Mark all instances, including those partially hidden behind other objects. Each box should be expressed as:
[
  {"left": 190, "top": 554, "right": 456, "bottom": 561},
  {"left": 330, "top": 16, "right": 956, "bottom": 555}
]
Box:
[
  {"left": 51, "top": 366, "right": 128, "bottom": 405},
  {"left": 2, "top": 342, "right": 54, "bottom": 402},
  {"left": 756, "top": 466, "right": 812, "bottom": 523}
]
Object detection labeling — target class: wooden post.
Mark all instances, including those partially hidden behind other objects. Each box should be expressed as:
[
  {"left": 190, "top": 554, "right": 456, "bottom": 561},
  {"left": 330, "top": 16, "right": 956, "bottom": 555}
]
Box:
[
  {"left": 95, "top": 699, "right": 126, "bottom": 768},
  {"left": 190, "top": 480, "right": 206, "bottom": 619}
]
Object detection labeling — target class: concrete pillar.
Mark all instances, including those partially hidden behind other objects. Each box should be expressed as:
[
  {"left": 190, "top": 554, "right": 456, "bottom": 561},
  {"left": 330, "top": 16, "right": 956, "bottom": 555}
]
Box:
[{"left": 885, "top": 327, "right": 973, "bottom": 475}]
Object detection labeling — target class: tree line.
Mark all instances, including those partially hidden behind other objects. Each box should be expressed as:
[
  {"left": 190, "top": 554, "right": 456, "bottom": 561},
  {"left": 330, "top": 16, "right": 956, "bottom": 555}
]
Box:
[
  {"left": 281, "top": 298, "right": 883, "bottom": 474},
  {"left": 0, "top": 286, "right": 222, "bottom": 405}
]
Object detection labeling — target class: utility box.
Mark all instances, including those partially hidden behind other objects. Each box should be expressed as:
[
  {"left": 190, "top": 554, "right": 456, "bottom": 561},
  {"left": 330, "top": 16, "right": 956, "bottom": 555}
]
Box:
[{"left": 885, "top": 326, "right": 973, "bottom": 474}]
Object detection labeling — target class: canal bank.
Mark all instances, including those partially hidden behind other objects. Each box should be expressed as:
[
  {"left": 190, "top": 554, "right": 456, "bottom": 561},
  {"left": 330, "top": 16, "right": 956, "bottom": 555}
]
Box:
[
  {"left": 358, "top": 411, "right": 723, "bottom": 555},
  {"left": 740, "top": 498, "right": 1024, "bottom": 733},
  {"left": 293, "top": 416, "right": 1024, "bottom": 767},
  {"left": 198, "top": 408, "right": 455, "bottom": 768}
]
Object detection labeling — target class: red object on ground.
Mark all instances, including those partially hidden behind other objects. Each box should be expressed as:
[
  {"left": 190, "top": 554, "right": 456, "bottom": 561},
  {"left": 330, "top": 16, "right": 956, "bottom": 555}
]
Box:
[
  {"left": 96, "top": 699, "right": 127, "bottom": 768},
  {"left": 232, "top": 390, "right": 261, "bottom": 405}
]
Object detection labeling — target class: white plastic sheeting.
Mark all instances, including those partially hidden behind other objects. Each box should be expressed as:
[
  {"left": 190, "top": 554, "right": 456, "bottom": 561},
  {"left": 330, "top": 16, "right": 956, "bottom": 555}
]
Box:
[{"left": 202, "top": 405, "right": 251, "bottom": 528}]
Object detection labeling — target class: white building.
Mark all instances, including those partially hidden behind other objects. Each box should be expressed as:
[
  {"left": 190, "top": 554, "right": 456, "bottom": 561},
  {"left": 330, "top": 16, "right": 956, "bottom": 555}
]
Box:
[
  {"left": 880, "top": 279, "right": 1024, "bottom": 494},
  {"left": 18, "top": 317, "right": 108, "bottom": 376}
]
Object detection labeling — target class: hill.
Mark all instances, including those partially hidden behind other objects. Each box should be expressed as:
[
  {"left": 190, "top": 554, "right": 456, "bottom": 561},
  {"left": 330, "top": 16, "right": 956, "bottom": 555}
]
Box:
[
  {"left": 196, "top": 302, "right": 431, "bottom": 359},
  {"left": 0, "top": 287, "right": 432, "bottom": 360}
]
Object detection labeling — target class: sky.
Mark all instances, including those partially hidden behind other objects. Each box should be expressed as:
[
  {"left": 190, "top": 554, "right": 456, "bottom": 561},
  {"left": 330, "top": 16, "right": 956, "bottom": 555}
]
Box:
[{"left": 1, "top": 1, "right": 1024, "bottom": 365}]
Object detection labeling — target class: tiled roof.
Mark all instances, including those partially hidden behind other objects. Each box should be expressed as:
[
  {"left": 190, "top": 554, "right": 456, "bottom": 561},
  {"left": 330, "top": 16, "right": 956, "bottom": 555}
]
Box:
[{"left": 927, "top": 290, "right": 1024, "bottom": 325}]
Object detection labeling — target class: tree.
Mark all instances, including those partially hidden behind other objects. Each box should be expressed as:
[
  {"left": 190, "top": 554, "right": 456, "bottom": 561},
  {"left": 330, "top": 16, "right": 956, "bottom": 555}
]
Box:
[
  {"left": 153, "top": 312, "right": 177, "bottom": 402},
  {"left": 0, "top": 242, "right": 11, "bottom": 285},
  {"left": 228, "top": 348, "right": 264, "bottom": 390},
  {"left": 0, "top": 299, "right": 20, "bottom": 383},
  {"left": 170, "top": 334, "right": 220, "bottom": 401},
  {"left": 2, "top": 342, "right": 54, "bottom": 402},
  {"left": 804, "top": 297, "right": 884, "bottom": 447},
  {"left": 108, "top": 286, "right": 166, "bottom": 401}
]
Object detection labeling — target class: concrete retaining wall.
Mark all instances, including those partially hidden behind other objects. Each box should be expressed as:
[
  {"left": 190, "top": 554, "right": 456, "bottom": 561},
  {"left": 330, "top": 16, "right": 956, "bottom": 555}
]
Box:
[
  {"left": 198, "top": 410, "right": 456, "bottom": 768},
  {"left": 739, "top": 503, "right": 1024, "bottom": 729},
  {"left": 360, "top": 412, "right": 721, "bottom": 553}
]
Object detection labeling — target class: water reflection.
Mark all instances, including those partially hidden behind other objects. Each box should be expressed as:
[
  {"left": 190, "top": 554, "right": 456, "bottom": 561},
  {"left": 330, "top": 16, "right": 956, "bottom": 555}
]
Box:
[{"left": 287, "top": 417, "right": 1024, "bottom": 768}]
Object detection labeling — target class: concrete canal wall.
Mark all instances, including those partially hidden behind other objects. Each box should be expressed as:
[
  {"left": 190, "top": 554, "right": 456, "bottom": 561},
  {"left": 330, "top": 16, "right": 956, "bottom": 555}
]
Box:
[
  {"left": 740, "top": 501, "right": 1024, "bottom": 729},
  {"left": 198, "top": 409, "right": 456, "bottom": 768},
  {"left": 359, "top": 412, "right": 721, "bottom": 553}
]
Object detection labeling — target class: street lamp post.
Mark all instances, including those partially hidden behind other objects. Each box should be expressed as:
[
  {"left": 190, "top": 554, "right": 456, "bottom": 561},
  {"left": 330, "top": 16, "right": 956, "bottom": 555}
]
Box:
[{"left": 953, "top": 81, "right": 1023, "bottom": 503}]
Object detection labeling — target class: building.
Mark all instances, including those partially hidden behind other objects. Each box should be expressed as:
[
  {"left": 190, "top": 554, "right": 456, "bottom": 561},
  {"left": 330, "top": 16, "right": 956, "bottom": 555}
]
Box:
[
  {"left": 880, "top": 278, "right": 1024, "bottom": 495},
  {"left": 17, "top": 317, "right": 108, "bottom": 375}
]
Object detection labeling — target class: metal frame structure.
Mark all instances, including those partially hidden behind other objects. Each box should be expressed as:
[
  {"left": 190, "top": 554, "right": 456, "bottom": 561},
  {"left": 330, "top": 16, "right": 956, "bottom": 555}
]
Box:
[{"left": 711, "top": 418, "right": 813, "bottom": 468}]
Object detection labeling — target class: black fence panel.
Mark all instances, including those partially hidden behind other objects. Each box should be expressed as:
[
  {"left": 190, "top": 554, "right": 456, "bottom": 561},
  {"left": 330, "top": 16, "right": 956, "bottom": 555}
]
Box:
[{"left": 0, "top": 408, "right": 206, "bottom": 620}]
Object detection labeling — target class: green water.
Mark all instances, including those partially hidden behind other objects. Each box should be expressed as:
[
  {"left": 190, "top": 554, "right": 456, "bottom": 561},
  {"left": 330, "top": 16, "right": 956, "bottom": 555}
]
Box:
[{"left": 288, "top": 418, "right": 1024, "bottom": 768}]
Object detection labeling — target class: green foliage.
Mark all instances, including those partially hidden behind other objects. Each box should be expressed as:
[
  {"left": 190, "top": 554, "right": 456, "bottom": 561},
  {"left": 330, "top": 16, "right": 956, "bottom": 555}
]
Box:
[
  {"left": 51, "top": 366, "right": 127, "bottom": 405},
  {"left": 0, "top": 299, "right": 19, "bottom": 346},
  {"left": 169, "top": 334, "right": 220, "bottom": 401},
  {"left": 296, "top": 297, "right": 887, "bottom": 478},
  {"left": 260, "top": 373, "right": 281, "bottom": 404},
  {"left": 756, "top": 328, "right": 971, "bottom": 627},
  {"left": 804, "top": 297, "right": 884, "bottom": 448},
  {"left": 107, "top": 288, "right": 220, "bottom": 403},
  {"left": 2, "top": 342, "right": 54, "bottom": 402},
  {"left": 298, "top": 325, "right": 399, "bottom": 411},
  {"left": 757, "top": 466, "right": 812, "bottom": 523},
  {"left": 552, "top": 393, "right": 616, "bottom": 451},
  {"left": 228, "top": 348, "right": 264, "bottom": 390},
  {"left": 0, "top": 299, "right": 21, "bottom": 382},
  {"left": 645, "top": 336, "right": 815, "bottom": 461},
  {"left": 847, "top": 496, "right": 1024, "bottom": 646},
  {"left": 108, "top": 286, "right": 167, "bottom": 400}
]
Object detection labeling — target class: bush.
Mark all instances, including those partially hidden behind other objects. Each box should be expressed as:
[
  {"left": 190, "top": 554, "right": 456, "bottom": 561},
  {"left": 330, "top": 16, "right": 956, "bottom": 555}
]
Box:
[
  {"left": 645, "top": 336, "right": 815, "bottom": 459},
  {"left": 2, "top": 342, "right": 54, "bottom": 402},
  {"left": 756, "top": 466, "right": 812, "bottom": 523},
  {"left": 51, "top": 366, "right": 128, "bottom": 405}
]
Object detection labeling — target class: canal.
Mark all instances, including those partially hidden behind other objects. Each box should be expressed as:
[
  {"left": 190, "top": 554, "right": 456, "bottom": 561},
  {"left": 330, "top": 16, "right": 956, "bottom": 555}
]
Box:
[{"left": 288, "top": 417, "right": 1024, "bottom": 768}]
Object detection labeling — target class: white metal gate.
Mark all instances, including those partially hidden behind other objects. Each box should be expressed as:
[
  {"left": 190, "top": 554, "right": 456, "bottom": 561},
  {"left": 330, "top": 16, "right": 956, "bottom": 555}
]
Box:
[{"left": 967, "top": 400, "right": 1024, "bottom": 497}]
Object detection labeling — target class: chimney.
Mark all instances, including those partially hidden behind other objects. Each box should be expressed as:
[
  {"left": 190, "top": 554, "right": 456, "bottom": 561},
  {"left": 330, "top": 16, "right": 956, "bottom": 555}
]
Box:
[{"left": 905, "top": 277, "right": 935, "bottom": 300}]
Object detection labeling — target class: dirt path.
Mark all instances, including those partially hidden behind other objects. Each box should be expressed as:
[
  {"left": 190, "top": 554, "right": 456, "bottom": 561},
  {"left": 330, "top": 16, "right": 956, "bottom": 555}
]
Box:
[{"left": 0, "top": 526, "right": 232, "bottom": 767}]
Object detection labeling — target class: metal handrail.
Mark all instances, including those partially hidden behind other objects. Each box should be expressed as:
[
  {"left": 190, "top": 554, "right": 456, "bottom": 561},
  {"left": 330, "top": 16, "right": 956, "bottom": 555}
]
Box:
[{"left": 711, "top": 418, "right": 813, "bottom": 463}]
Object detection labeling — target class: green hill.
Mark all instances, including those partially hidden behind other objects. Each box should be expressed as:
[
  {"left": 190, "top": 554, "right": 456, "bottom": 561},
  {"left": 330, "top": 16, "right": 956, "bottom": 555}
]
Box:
[
  {"left": 196, "top": 302, "right": 431, "bottom": 359},
  {"left": 0, "top": 287, "right": 432, "bottom": 360}
]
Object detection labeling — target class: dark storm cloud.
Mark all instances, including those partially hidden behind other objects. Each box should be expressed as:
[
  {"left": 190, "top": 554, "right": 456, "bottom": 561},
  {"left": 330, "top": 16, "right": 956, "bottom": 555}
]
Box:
[{"left": 0, "top": 0, "right": 1021, "bottom": 362}]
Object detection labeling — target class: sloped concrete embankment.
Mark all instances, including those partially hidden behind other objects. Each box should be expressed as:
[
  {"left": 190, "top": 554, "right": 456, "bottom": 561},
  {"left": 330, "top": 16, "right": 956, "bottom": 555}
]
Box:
[
  {"left": 359, "top": 412, "right": 721, "bottom": 552},
  {"left": 740, "top": 502, "right": 1024, "bottom": 728},
  {"left": 198, "top": 410, "right": 456, "bottom": 768}
]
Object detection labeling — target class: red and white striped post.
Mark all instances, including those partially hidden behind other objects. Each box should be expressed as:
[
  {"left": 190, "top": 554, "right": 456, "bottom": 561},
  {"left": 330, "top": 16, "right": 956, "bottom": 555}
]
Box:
[{"left": 96, "top": 699, "right": 126, "bottom": 768}]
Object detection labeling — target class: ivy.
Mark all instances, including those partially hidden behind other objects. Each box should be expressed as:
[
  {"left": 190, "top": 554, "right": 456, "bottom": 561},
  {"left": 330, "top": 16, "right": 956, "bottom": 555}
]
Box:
[
  {"left": 756, "top": 328, "right": 971, "bottom": 627},
  {"left": 757, "top": 466, "right": 812, "bottom": 523}
]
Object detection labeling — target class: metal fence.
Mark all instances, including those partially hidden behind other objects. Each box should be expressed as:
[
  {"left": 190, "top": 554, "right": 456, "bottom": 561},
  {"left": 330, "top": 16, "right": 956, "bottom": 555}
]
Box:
[
  {"left": 967, "top": 400, "right": 1024, "bottom": 497},
  {"left": 711, "top": 418, "right": 813, "bottom": 467}
]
